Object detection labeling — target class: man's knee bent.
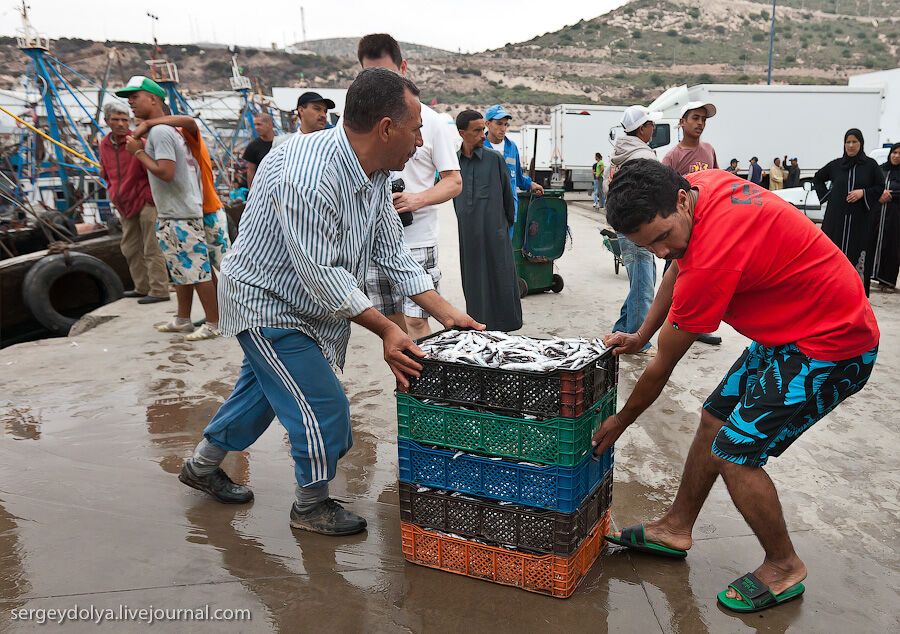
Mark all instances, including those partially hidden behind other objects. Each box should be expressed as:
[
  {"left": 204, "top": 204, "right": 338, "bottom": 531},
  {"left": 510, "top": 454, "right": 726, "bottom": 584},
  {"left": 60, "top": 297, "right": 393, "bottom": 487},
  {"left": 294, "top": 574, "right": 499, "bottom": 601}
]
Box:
[{"left": 699, "top": 409, "right": 727, "bottom": 438}]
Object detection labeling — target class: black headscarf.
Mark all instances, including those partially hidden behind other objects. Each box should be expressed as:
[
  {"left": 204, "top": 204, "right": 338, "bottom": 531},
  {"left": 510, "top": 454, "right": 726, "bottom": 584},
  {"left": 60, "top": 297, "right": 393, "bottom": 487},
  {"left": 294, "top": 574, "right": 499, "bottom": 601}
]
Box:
[
  {"left": 841, "top": 128, "right": 868, "bottom": 167},
  {"left": 881, "top": 142, "right": 900, "bottom": 172}
]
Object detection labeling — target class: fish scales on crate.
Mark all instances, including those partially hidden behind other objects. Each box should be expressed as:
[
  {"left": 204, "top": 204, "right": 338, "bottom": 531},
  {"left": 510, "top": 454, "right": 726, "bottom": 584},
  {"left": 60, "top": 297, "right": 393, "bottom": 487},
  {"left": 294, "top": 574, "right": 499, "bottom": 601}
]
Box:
[
  {"left": 417, "top": 329, "right": 609, "bottom": 372},
  {"left": 406, "top": 329, "right": 618, "bottom": 419}
]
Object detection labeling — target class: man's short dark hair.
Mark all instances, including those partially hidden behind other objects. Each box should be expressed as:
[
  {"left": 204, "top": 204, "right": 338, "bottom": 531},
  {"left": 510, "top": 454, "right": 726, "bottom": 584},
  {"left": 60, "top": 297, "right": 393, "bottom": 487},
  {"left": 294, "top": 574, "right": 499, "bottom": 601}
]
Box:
[
  {"left": 730, "top": 158, "right": 738, "bottom": 164},
  {"left": 606, "top": 159, "right": 689, "bottom": 234},
  {"left": 456, "top": 109, "right": 482, "bottom": 131},
  {"left": 751, "top": 156, "right": 758, "bottom": 162},
  {"left": 358, "top": 33, "right": 403, "bottom": 67},
  {"left": 343, "top": 68, "right": 419, "bottom": 134}
]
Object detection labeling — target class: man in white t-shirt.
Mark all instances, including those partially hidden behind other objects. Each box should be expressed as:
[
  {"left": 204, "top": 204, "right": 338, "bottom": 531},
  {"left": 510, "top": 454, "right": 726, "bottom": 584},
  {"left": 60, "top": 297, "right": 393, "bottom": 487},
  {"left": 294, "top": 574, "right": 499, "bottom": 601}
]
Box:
[{"left": 358, "top": 33, "right": 462, "bottom": 339}]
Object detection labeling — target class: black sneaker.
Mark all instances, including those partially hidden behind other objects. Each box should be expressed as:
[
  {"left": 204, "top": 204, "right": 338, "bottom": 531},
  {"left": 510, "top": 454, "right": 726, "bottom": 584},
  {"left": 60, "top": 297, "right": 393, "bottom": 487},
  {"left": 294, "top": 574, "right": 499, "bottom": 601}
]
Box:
[
  {"left": 178, "top": 461, "right": 254, "bottom": 504},
  {"left": 289, "top": 498, "right": 367, "bottom": 536},
  {"left": 697, "top": 333, "right": 722, "bottom": 346},
  {"left": 137, "top": 295, "right": 170, "bottom": 304},
  {"left": 123, "top": 290, "right": 147, "bottom": 298}
]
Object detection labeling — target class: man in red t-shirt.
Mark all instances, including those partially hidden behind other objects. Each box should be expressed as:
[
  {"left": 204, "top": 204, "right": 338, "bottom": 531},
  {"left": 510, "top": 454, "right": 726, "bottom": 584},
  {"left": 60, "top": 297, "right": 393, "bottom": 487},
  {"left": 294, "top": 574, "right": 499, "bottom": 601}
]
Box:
[{"left": 594, "top": 159, "right": 879, "bottom": 613}]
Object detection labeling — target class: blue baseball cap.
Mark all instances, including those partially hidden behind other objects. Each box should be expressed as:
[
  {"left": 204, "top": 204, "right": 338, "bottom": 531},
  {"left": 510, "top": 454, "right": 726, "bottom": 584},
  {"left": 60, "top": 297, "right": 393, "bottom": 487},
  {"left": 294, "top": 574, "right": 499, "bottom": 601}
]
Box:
[{"left": 484, "top": 104, "right": 512, "bottom": 121}]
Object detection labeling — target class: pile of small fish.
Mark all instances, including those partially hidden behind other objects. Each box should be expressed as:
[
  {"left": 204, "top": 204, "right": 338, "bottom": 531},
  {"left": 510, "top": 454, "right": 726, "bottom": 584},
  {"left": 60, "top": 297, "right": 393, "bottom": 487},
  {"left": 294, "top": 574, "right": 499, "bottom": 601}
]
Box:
[{"left": 419, "top": 330, "right": 608, "bottom": 372}]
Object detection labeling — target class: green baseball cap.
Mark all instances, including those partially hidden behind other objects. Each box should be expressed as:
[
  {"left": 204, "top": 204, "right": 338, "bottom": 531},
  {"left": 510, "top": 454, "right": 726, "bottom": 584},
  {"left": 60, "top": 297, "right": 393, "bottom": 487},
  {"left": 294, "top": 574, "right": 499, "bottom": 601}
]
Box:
[{"left": 115, "top": 75, "right": 166, "bottom": 99}]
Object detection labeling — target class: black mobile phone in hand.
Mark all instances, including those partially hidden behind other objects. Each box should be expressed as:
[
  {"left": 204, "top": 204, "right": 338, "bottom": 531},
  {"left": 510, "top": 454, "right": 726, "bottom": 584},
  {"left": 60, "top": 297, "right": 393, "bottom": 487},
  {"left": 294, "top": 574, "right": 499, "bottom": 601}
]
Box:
[{"left": 392, "top": 178, "right": 413, "bottom": 227}]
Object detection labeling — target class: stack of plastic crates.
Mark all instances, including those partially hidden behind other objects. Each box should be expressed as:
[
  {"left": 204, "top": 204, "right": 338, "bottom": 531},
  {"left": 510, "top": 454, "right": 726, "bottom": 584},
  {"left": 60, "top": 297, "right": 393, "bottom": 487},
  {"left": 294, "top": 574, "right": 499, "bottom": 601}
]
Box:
[{"left": 396, "top": 333, "right": 618, "bottom": 598}]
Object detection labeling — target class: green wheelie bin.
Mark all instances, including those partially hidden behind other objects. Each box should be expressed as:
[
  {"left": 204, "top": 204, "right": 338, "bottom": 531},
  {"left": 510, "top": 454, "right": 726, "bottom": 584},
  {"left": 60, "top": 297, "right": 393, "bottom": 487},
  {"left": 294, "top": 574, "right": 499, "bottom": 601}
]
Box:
[{"left": 512, "top": 189, "right": 567, "bottom": 297}]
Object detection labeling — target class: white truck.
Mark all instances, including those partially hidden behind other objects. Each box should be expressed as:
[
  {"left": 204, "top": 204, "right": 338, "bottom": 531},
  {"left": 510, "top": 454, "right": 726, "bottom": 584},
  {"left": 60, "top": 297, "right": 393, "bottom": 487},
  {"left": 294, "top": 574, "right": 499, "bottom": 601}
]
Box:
[
  {"left": 641, "top": 84, "right": 884, "bottom": 180},
  {"left": 848, "top": 67, "right": 900, "bottom": 147},
  {"left": 550, "top": 104, "right": 625, "bottom": 190},
  {"left": 518, "top": 124, "right": 553, "bottom": 186}
]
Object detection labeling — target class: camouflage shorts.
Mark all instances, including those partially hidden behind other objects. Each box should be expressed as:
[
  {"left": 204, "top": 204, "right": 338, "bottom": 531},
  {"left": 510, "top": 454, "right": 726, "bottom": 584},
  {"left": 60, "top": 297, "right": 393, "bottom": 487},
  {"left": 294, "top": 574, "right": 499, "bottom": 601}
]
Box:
[
  {"left": 156, "top": 218, "right": 212, "bottom": 285},
  {"left": 202, "top": 209, "right": 230, "bottom": 270}
]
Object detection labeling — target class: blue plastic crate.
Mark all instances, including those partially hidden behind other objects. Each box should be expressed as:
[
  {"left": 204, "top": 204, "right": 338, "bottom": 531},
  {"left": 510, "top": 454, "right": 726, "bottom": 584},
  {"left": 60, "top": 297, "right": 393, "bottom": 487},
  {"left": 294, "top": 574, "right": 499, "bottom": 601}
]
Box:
[{"left": 398, "top": 439, "right": 613, "bottom": 513}]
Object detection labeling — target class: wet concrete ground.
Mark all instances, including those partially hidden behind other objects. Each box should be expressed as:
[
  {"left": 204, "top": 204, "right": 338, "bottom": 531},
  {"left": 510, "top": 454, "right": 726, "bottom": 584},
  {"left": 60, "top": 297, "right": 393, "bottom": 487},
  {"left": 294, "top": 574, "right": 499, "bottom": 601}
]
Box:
[{"left": 1, "top": 199, "right": 898, "bottom": 633}]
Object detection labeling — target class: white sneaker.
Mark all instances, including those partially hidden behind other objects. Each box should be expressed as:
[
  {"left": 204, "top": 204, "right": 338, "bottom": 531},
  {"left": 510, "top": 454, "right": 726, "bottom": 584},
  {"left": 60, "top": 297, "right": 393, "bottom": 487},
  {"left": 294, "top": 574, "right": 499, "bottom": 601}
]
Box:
[
  {"left": 156, "top": 319, "right": 195, "bottom": 333},
  {"left": 185, "top": 323, "right": 220, "bottom": 341}
]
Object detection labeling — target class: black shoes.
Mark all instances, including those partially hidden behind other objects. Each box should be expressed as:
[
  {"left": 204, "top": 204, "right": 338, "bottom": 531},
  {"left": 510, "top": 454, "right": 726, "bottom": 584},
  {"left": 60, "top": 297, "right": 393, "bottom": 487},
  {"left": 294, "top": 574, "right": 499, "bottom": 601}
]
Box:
[
  {"left": 179, "top": 461, "right": 254, "bottom": 504},
  {"left": 697, "top": 333, "right": 722, "bottom": 346},
  {"left": 137, "top": 295, "right": 170, "bottom": 304},
  {"left": 123, "top": 290, "right": 146, "bottom": 298},
  {"left": 290, "top": 498, "right": 367, "bottom": 536}
]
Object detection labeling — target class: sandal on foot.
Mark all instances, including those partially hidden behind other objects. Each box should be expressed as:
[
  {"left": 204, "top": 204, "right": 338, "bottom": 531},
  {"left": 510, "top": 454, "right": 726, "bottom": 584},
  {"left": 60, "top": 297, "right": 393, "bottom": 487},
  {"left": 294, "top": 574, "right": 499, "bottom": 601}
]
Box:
[
  {"left": 716, "top": 572, "right": 805, "bottom": 613},
  {"left": 605, "top": 524, "right": 688, "bottom": 559}
]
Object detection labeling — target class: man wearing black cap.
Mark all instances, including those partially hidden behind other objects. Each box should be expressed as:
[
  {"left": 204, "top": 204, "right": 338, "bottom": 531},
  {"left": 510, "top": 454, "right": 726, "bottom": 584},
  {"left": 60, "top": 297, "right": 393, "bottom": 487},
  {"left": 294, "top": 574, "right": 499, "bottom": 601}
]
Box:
[
  {"left": 297, "top": 91, "right": 334, "bottom": 134},
  {"left": 272, "top": 92, "right": 335, "bottom": 150}
]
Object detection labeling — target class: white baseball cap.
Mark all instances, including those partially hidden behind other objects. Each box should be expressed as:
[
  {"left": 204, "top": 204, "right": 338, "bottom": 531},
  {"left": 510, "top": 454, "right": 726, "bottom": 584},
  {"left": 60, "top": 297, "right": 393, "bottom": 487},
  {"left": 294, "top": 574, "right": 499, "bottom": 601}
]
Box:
[
  {"left": 621, "top": 105, "right": 663, "bottom": 133},
  {"left": 679, "top": 101, "right": 717, "bottom": 119}
]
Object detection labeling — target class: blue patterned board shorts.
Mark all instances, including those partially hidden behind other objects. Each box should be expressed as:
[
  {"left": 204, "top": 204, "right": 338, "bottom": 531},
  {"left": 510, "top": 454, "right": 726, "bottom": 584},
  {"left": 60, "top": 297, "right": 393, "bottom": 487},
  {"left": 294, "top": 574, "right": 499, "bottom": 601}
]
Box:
[
  {"left": 156, "top": 218, "right": 212, "bottom": 285},
  {"left": 705, "top": 342, "right": 877, "bottom": 467},
  {"left": 202, "top": 209, "right": 230, "bottom": 271}
]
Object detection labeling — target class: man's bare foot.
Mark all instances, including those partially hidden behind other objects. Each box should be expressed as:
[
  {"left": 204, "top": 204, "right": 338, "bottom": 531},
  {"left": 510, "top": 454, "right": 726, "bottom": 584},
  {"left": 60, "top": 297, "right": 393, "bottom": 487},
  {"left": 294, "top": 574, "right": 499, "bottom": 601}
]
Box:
[
  {"left": 610, "top": 519, "right": 693, "bottom": 552},
  {"left": 725, "top": 556, "right": 807, "bottom": 601}
]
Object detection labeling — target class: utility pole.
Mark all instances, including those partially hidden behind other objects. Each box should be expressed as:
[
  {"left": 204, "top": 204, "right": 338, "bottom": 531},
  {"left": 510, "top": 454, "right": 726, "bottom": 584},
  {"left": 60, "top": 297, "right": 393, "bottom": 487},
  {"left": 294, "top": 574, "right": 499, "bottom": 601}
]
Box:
[
  {"left": 767, "top": 0, "right": 777, "bottom": 85},
  {"left": 301, "top": 6, "right": 307, "bottom": 43},
  {"left": 146, "top": 11, "right": 159, "bottom": 53}
]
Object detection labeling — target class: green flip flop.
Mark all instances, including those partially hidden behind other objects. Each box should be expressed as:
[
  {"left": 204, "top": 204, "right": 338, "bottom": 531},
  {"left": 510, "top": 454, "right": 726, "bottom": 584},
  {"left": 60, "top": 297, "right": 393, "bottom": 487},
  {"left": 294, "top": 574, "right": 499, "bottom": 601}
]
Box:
[
  {"left": 604, "top": 524, "right": 688, "bottom": 559},
  {"left": 717, "top": 572, "right": 805, "bottom": 613}
]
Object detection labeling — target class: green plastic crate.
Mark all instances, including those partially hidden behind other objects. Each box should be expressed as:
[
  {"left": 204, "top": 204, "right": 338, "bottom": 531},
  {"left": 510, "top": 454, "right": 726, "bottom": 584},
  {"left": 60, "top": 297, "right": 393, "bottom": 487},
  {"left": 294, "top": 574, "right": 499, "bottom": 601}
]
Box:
[{"left": 396, "top": 390, "right": 617, "bottom": 467}]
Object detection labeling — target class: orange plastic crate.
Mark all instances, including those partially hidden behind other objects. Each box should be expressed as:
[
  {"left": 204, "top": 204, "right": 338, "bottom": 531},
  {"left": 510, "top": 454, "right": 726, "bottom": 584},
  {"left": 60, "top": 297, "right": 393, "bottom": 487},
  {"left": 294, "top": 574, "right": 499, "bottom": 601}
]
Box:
[{"left": 401, "top": 511, "right": 610, "bottom": 598}]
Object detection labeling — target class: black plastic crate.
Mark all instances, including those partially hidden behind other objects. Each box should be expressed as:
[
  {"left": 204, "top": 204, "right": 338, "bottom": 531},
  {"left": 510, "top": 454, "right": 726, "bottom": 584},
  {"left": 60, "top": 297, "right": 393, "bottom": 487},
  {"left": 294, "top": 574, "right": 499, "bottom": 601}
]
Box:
[
  {"left": 398, "top": 471, "right": 613, "bottom": 556},
  {"left": 404, "top": 331, "right": 618, "bottom": 419}
]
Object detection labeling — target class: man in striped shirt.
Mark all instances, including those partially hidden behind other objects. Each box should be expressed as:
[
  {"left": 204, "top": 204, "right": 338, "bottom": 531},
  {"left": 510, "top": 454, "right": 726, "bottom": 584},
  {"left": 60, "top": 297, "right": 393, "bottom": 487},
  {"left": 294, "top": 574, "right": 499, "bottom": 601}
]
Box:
[{"left": 179, "top": 69, "right": 482, "bottom": 537}]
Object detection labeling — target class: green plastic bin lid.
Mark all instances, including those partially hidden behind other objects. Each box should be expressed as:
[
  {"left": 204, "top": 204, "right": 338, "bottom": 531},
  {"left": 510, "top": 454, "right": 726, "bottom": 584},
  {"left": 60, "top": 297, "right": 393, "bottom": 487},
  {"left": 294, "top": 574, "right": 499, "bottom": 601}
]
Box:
[{"left": 523, "top": 196, "right": 567, "bottom": 261}]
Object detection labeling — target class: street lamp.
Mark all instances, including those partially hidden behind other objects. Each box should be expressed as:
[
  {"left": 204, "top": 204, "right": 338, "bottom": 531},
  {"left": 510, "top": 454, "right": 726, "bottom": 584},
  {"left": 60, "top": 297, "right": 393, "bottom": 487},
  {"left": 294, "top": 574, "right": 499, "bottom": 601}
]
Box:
[{"left": 767, "top": 0, "right": 777, "bottom": 85}]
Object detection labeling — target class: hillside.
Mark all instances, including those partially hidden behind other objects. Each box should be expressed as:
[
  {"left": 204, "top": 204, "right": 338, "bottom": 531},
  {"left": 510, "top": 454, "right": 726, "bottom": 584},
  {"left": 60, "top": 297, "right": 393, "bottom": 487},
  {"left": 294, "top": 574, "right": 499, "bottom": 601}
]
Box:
[
  {"left": 0, "top": 37, "right": 355, "bottom": 95},
  {"left": 292, "top": 37, "right": 454, "bottom": 59},
  {"left": 1, "top": 0, "right": 897, "bottom": 125}
]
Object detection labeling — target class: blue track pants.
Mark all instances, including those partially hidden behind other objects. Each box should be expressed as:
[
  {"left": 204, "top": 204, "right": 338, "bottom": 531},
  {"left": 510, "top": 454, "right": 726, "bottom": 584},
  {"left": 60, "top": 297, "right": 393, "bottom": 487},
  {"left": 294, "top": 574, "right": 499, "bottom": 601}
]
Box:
[{"left": 202, "top": 327, "right": 352, "bottom": 488}]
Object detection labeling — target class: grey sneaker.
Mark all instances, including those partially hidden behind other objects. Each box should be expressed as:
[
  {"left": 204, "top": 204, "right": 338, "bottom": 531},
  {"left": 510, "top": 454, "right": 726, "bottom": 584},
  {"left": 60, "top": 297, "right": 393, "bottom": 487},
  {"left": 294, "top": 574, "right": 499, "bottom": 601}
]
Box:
[
  {"left": 289, "top": 498, "right": 367, "bottom": 536},
  {"left": 178, "top": 461, "right": 254, "bottom": 504}
]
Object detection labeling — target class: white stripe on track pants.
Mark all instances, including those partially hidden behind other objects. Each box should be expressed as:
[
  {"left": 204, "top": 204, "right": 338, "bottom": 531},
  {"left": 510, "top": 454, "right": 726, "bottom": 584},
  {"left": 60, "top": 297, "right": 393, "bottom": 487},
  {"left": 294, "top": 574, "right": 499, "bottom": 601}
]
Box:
[{"left": 202, "top": 327, "right": 352, "bottom": 487}]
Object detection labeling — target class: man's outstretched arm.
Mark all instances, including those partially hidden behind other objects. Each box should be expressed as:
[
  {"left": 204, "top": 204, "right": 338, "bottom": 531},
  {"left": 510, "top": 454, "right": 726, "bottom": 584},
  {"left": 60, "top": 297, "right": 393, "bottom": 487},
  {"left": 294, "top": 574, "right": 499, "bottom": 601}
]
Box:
[{"left": 593, "top": 320, "right": 698, "bottom": 455}]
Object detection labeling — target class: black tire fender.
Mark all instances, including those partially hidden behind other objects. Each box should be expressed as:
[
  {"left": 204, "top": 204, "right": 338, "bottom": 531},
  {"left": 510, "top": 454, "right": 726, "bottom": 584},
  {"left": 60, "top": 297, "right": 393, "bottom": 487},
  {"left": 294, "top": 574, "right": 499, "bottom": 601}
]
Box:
[{"left": 23, "top": 252, "right": 124, "bottom": 335}]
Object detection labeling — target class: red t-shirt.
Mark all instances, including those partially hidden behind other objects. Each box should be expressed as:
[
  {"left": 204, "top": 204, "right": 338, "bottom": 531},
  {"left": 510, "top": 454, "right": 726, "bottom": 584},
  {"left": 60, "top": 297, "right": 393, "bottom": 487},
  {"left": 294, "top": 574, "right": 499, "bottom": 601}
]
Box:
[
  {"left": 662, "top": 141, "right": 718, "bottom": 176},
  {"left": 668, "top": 170, "right": 879, "bottom": 361}
]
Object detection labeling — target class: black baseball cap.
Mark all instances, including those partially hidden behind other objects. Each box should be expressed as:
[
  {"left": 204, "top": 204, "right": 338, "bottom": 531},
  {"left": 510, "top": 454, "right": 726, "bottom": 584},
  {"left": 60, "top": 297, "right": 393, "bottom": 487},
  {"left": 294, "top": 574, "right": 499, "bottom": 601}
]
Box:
[{"left": 297, "top": 91, "right": 335, "bottom": 109}]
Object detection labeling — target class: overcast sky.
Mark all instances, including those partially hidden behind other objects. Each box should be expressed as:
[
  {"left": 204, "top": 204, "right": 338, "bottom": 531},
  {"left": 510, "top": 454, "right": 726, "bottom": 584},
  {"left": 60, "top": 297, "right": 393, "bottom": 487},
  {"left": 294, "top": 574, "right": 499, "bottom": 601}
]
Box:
[{"left": 3, "top": 0, "right": 629, "bottom": 53}]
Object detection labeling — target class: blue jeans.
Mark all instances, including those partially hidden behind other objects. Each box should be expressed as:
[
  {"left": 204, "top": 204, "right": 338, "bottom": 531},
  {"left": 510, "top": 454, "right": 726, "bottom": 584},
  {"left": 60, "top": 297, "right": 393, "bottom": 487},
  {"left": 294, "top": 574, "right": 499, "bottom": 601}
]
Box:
[
  {"left": 592, "top": 179, "right": 605, "bottom": 207},
  {"left": 203, "top": 327, "right": 352, "bottom": 488},
  {"left": 612, "top": 234, "right": 656, "bottom": 349}
]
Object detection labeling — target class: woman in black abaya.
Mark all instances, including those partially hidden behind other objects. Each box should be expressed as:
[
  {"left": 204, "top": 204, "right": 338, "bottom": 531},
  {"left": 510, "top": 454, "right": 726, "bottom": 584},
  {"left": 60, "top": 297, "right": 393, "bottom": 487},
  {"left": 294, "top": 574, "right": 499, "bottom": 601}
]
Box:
[
  {"left": 873, "top": 142, "right": 900, "bottom": 292},
  {"left": 814, "top": 128, "right": 883, "bottom": 296}
]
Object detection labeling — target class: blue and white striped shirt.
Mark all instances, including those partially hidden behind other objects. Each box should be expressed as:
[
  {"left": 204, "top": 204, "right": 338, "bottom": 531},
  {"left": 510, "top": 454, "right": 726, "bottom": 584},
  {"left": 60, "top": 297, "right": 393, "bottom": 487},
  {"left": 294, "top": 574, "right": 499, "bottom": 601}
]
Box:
[{"left": 219, "top": 125, "right": 435, "bottom": 369}]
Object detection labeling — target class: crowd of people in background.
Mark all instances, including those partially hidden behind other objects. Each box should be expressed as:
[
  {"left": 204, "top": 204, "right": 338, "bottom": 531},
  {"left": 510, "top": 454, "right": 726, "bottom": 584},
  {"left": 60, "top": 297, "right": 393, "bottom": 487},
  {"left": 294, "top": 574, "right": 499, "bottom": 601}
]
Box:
[{"left": 87, "top": 29, "right": 899, "bottom": 614}]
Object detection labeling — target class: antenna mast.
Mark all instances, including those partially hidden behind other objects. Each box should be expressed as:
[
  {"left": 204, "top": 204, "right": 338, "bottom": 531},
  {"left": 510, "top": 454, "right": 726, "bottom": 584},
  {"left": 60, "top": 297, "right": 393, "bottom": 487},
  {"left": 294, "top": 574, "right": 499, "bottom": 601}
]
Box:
[{"left": 301, "top": 6, "right": 307, "bottom": 43}]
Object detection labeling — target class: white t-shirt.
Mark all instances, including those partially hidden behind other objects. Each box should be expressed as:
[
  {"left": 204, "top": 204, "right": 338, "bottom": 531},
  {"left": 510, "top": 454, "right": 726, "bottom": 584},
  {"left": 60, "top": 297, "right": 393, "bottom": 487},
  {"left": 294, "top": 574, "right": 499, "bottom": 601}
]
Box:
[
  {"left": 400, "top": 103, "right": 461, "bottom": 248},
  {"left": 487, "top": 138, "right": 506, "bottom": 156}
]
